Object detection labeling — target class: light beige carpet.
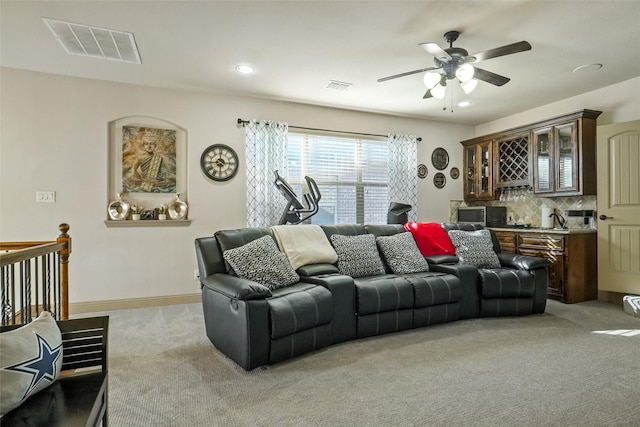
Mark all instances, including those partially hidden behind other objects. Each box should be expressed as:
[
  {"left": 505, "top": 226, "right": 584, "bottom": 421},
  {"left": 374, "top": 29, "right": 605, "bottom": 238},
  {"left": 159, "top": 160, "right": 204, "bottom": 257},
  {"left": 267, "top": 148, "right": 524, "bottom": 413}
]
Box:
[{"left": 93, "top": 299, "right": 640, "bottom": 426}]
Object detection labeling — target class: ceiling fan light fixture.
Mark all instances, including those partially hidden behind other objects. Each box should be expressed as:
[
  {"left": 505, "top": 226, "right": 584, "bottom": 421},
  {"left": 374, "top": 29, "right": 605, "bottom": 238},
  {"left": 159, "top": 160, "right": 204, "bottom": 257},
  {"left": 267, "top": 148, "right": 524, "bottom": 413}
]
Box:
[
  {"left": 431, "top": 83, "right": 446, "bottom": 99},
  {"left": 460, "top": 78, "right": 478, "bottom": 94},
  {"left": 423, "top": 72, "right": 441, "bottom": 89},
  {"left": 455, "top": 63, "right": 475, "bottom": 82}
]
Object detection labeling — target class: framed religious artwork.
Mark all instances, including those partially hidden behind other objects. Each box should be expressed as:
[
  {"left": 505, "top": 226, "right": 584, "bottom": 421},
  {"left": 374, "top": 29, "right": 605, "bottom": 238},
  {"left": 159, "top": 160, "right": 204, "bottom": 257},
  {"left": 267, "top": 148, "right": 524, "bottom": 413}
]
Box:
[{"left": 106, "top": 116, "right": 189, "bottom": 225}]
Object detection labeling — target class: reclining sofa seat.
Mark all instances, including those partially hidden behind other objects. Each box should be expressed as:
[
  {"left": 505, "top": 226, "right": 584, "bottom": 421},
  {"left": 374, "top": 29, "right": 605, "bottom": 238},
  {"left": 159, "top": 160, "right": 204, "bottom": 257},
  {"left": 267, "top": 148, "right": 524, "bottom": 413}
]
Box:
[
  {"left": 439, "top": 223, "right": 549, "bottom": 317},
  {"left": 195, "top": 228, "right": 338, "bottom": 371},
  {"left": 195, "top": 222, "right": 550, "bottom": 371},
  {"left": 318, "top": 224, "right": 466, "bottom": 338}
]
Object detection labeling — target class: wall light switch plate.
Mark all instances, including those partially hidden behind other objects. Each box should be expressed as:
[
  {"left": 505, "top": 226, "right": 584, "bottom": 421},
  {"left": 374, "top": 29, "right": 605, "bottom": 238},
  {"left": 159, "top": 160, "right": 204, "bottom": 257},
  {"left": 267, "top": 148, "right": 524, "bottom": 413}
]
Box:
[{"left": 36, "top": 191, "right": 56, "bottom": 203}]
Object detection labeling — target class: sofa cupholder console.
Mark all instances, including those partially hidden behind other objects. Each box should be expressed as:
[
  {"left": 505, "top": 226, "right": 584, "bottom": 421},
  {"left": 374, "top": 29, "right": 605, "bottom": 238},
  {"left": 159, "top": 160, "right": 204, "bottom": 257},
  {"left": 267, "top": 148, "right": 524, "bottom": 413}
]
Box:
[{"left": 195, "top": 223, "right": 549, "bottom": 370}]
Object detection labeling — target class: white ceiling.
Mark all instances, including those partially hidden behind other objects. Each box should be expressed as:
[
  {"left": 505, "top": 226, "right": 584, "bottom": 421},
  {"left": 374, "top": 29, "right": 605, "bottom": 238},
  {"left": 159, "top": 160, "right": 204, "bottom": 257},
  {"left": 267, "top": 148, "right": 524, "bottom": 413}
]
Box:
[{"left": 2, "top": 1, "right": 639, "bottom": 126}]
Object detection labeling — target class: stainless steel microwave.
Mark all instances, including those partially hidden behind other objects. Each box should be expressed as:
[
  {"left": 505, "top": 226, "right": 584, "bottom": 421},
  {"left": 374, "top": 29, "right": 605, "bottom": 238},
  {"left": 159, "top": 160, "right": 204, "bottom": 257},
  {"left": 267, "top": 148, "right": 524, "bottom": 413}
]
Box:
[{"left": 457, "top": 206, "right": 507, "bottom": 227}]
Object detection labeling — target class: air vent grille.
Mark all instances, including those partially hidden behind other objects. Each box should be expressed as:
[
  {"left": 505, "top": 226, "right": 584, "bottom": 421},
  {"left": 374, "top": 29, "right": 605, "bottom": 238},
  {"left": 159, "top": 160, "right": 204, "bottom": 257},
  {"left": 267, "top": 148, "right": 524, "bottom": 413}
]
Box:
[
  {"left": 325, "top": 80, "right": 352, "bottom": 91},
  {"left": 43, "top": 18, "right": 141, "bottom": 64}
]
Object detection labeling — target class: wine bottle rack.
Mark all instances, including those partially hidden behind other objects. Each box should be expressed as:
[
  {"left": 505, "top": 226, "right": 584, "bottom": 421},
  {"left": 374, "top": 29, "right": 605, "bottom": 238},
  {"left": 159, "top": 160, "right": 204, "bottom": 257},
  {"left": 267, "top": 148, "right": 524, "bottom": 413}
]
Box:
[{"left": 496, "top": 134, "right": 530, "bottom": 188}]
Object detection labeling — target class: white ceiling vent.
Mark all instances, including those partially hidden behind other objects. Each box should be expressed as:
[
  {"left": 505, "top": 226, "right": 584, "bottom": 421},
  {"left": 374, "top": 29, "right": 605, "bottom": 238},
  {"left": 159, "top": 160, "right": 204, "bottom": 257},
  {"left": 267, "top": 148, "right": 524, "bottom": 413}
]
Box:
[
  {"left": 325, "top": 80, "right": 352, "bottom": 91},
  {"left": 43, "top": 18, "right": 141, "bottom": 64}
]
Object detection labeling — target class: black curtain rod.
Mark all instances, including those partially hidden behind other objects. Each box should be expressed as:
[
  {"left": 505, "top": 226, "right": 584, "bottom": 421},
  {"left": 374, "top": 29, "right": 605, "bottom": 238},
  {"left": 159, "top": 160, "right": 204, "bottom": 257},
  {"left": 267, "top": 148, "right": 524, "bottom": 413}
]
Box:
[{"left": 237, "top": 118, "right": 421, "bottom": 142}]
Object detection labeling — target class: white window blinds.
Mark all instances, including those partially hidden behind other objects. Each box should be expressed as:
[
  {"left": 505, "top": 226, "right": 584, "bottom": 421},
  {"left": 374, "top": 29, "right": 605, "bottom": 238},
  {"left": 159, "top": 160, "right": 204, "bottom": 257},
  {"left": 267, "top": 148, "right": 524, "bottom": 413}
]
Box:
[{"left": 287, "top": 132, "right": 389, "bottom": 225}]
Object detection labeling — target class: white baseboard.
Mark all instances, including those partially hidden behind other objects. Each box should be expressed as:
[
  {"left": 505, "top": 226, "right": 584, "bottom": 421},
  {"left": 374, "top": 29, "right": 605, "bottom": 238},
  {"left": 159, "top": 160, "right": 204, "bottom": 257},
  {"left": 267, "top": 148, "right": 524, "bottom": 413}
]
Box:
[{"left": 69, "top": 293, "right": 201, "bottom": 314}]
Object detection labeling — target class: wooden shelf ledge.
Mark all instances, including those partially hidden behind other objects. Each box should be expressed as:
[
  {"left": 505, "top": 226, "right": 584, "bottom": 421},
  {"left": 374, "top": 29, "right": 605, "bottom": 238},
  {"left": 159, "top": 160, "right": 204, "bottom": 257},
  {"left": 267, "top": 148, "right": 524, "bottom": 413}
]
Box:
[{"left": 104, "top": 220, "right": 191, "bottom": 227}]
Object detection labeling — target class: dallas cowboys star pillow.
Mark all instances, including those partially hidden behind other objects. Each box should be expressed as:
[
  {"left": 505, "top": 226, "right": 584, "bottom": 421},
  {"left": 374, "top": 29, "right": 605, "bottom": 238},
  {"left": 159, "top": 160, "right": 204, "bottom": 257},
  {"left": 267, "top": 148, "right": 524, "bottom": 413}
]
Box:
[{"left": 0, "top": 311, "right": 63, "bottom": 417}]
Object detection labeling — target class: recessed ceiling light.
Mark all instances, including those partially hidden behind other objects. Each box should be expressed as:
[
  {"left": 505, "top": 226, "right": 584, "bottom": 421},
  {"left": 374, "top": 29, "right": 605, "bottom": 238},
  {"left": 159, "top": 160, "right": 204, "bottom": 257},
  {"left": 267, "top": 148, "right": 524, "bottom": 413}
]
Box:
[
  {"left": 573, "top": 63, "right": 603, "bottom": 73},
  {"left": 235, "top": 64, "right": 255, "bottom": 74},
  {"left": 457, "top": 100, "right": 472, "bottom": 107}
]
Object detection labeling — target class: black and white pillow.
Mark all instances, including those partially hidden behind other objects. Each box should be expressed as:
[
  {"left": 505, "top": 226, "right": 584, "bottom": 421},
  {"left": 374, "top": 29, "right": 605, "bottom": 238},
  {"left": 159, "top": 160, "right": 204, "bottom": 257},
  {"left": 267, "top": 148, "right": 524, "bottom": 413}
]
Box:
[
  {"left": 223, "top": 235, "right": 299, "bottom": 290},
  {"left": 0, "top": 311, "right": 63, "bottom": 417},
  {"left": 376, "top": 232, "right": 429, "bottom": 274},
  {"left": 330, "top": 234, "right": 386, "bottom": 278},
  {"left": 447, "top": 229, "right": 501, "bottom": 268}
]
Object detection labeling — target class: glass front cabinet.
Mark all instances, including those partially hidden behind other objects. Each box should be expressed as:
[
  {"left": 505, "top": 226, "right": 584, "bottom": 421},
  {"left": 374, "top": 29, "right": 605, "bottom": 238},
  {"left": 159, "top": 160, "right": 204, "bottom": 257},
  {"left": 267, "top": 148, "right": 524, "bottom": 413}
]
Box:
[
  {"left": 463, "top": 140, "right": 495, "bottom": 200},
  {"left": 532, "top": 120, "right": 582, "bottom": 196},
  {"left": 461, "top": 109, "right": 600, "bottom": 201}
]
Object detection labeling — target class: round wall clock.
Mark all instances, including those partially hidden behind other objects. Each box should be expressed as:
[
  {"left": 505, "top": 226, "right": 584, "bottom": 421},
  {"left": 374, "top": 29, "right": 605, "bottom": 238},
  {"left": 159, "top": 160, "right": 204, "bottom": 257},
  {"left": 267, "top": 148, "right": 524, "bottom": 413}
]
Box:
[
  {"left": 431, "top": 147, "right": 449, "bottom": 170},
  {"left": 417, "top": 163, "right": 428, "bottom": 179},
  {"left": 433, "top": 172, "right": 446, "bottom": 189},
  {"left": 200, "top": 144, "right": 239, "bottom": 182}
]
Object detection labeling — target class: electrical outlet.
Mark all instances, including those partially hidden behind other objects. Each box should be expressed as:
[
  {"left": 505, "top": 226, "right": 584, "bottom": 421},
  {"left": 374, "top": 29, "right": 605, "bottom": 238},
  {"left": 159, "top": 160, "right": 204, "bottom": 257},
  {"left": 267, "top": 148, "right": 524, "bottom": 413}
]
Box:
[
  {"left": 36, "top": 191, "right": 56, "bottom": 203},
  {"left": 193, "top": 269, "right": 199, "bottom": 280}
]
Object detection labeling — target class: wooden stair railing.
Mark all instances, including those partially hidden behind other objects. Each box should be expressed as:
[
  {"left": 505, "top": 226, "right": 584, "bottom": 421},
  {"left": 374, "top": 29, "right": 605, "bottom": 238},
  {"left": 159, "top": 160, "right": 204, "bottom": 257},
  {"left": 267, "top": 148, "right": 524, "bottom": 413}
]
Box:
[{"left": 0, "top": 223, "right": 71, "bottom": 325}]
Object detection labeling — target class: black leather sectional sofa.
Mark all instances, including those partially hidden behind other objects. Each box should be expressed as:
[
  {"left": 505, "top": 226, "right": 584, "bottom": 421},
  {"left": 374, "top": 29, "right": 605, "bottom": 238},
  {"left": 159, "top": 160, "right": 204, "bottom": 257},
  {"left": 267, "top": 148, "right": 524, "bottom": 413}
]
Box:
[{"left": 194, "top": 223, "right": 549, "bottom": 371}]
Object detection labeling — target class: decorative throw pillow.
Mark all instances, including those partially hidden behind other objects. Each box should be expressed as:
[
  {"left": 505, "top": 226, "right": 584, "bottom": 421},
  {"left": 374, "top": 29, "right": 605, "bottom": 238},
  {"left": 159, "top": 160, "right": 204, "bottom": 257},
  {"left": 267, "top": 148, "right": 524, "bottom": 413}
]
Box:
[
  {"left": 376, "top": 232, "right": 430, "bottom": 274},
  {"left": 447, "top": 229, "right": 501, "bottom": 268},
  {"left": 404, "top": 222, "right": 456, "bottom": 256},
  {"left": 330, "top": 234, "right": 386, "bottom": 278},
  {"left": 223, "top": 235, "right": 299, "bottom": 290},
  {"left": 0, "top": 311, "right": 63, "bottom": 417}
]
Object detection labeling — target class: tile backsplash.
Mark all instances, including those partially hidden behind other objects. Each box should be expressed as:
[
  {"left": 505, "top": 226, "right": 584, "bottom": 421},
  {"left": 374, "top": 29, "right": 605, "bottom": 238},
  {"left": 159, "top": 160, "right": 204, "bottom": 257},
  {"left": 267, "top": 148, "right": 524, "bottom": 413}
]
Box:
[{"left": 450, "top": 190, "right": 597, "bottom": 230}]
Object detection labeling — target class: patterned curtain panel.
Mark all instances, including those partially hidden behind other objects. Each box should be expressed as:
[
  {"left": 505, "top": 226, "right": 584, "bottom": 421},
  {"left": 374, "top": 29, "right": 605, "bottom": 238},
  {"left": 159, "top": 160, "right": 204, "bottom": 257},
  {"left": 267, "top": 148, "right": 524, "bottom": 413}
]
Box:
[
  {"left": 245, "top": 120, "right": 289, "bottom": 227},
  {"left": 387, "top": 134, "right": 418, "bottom": 222}
]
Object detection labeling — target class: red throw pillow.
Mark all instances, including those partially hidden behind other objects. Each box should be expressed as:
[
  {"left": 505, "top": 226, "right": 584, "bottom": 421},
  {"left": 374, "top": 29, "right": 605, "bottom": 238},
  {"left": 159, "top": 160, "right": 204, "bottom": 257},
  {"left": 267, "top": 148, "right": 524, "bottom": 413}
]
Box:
[{"left": 404, "top": 222, "right": 456, "bottom": 256}]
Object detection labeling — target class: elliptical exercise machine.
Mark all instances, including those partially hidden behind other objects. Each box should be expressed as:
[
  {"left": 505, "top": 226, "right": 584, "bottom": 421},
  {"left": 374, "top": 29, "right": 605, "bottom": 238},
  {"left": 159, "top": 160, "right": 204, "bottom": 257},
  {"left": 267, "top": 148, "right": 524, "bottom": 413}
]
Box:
[{"left": 274, "top": 170, "right": 321, "bottom": 225}]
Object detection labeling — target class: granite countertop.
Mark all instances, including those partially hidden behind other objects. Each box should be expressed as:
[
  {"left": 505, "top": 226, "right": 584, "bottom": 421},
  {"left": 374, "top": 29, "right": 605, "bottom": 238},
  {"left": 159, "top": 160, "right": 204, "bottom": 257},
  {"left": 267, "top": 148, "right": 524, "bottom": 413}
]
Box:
[{"left": 489, "top": 226, "right": 597, "bottom": 234}]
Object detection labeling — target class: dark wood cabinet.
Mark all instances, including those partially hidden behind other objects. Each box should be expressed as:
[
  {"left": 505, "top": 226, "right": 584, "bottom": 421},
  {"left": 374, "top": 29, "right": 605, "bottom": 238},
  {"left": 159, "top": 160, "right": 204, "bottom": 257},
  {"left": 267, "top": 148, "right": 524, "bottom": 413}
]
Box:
[
  {"left": 495, "top": 132, "right": 531, "bottom": 188},
  {"left": 460, "top": 109, "right": 601, "bottom": 201},
  {"left": 493, "top": 230, "right": 597, "bottom": 303},
  {"left": 462, "top": 139, "right": 495, "bottom": 201}
]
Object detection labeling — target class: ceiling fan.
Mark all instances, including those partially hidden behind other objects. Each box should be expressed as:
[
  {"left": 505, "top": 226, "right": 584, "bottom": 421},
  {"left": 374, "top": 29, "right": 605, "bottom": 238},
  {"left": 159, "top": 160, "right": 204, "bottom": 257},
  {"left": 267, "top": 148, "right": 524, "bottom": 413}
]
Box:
[{"left": 378, "top": 31, "right": 532, "bottom": 99}]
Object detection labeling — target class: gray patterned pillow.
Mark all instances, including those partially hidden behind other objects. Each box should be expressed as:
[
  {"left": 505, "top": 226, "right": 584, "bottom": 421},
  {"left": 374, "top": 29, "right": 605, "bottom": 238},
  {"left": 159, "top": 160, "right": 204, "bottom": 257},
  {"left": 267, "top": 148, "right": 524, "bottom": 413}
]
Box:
[
  {"left": 376, "top": 232, "right": 429, "bottom": 274},
  {"left": 223, "top": 235, "right": 299, "bottom": 290},
  {"left": 447, "top": 229, "right": 501, "bottom": 268},
  {"left": 330, "top": 234, "right": 386, "bottom": 278}
]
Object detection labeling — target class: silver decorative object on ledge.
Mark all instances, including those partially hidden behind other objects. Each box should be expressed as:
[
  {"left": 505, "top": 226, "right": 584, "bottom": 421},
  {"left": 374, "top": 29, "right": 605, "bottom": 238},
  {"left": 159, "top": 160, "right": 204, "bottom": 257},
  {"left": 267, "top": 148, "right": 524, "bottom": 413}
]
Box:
[
  {"left": 108, "top": 193, "right": 130, "bottom": 220},
  {"left": 168, "top": 193, "right": 188, "bottom": 220}
]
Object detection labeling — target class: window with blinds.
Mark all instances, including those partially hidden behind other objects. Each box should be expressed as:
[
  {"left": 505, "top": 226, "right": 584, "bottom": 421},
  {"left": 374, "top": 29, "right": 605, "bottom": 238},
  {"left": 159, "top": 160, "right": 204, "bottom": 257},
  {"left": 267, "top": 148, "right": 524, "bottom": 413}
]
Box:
[{"left": 287, "top": 132, "right": 389, "bottom": 225}]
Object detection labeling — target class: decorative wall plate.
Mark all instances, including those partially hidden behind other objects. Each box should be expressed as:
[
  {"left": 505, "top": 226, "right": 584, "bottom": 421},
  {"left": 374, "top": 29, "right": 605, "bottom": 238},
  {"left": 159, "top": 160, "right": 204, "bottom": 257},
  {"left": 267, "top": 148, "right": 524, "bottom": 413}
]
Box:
[
  {"left": 433, "top": 172, "right": 446, "bottom": 189},
  {"left": 431, "top": 147, "right": 449, "bottom": 170},
  {"left": 450, "top": 167, "right": 460, "bottom": 179},
  {"left": 417, "top": 163, "right": 428, "bottom": 179}
]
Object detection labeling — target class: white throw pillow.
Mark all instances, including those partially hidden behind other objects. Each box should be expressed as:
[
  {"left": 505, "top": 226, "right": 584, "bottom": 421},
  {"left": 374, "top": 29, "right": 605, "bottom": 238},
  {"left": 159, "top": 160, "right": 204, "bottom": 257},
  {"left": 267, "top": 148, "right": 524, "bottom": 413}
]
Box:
[{"left": 0, "top": 311, "right": 63, "bottom": 417}]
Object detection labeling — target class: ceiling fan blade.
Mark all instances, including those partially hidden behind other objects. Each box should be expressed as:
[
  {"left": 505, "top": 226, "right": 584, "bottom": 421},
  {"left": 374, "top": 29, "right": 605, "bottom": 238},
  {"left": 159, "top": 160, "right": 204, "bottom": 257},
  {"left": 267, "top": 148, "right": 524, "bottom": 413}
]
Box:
[
  {"left": 470, "top": 41, "right": 532, "bottom": 62},
  {"left": 423, "top": 90, "right": 433, "bottom": 99},
  {"left": 377, "top": 67, "right": 440, "bottom": 83},
  {"left": 419, "top": 42, "right": 452, "bottom": 61},
  {"left": 473, "top": 67, "right": 511, "bottom": 86}
]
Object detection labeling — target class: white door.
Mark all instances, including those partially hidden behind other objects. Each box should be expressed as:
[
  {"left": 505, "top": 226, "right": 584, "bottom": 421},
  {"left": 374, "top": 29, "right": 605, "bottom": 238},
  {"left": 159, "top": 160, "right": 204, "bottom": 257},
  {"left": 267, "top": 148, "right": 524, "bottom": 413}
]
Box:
[{"left": 597, "top": 120, "right": 640, "bottom": 295}]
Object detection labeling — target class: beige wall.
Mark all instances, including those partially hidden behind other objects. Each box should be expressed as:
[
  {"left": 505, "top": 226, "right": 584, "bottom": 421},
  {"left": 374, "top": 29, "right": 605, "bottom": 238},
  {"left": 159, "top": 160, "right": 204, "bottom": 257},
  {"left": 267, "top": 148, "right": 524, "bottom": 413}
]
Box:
[
  {"left": 3, "top": 69, "right": 638, "bottom": 310},
  {"left": 0, "top": 68, "right": 472, "bottom": 308},
  {"left": 475, "top": 77, "right": 640, "bottom": 135}
]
